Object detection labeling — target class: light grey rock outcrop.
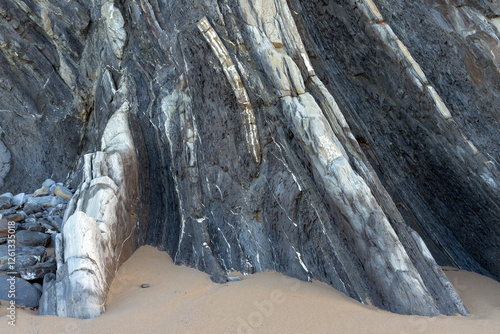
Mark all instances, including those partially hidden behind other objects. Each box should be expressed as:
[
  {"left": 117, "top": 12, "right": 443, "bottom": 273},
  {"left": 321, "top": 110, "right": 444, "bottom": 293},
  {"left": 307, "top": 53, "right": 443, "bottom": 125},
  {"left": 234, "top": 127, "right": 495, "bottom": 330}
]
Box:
[{"left": 39, "top": 100, "right": 140, "bottom": 318}]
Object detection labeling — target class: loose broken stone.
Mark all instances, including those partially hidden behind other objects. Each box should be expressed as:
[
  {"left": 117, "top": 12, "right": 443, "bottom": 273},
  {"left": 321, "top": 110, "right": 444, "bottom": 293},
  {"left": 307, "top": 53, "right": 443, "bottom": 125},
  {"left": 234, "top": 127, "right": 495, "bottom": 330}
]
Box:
[
  {"left": 54, "top": 185, "right": 72, "bottom": 199},
  {"left": 19, "top": 258, "right": 57, "bottom": 280},
  {"left": 0, "top": 276, "right": 42, "bottom": 307},
  {"left": 0, "top": 245, "right": 47, "bottom": 272},
  {"left": 33, "top": 282, "right": 43, "bottom": 293},
  {"left": 5, "top": 212, "right": 24, "bottom": 222},
  {"left": 0, "top": 208, "right": 16, "bottom": 216},
  {"left": 0, "top": 195, "right": 12, "bottom": 210},
  {"left": 27, "top": 224, "right": 46, "bottom": 233},
  {"left": 0, "top": 219, "right": 10, "bottom": 238},
  {"left": 34, "top": 188, "right": 50, "bottom": 197},
  {"left": 141, "top": 284, "right": 150, "bottom": 288},
  {"left": 227, "top": 276, "right": 242, "bottom": 282},
  {"left": 15, "top": 230, "right": 51, "bottom": 247},
  {"left": 210, "top": 272, "right": 228, "bottom": 284},
  {"left": 12, "top": 193, "right": 26, "bottom": 206},
  {"left": 42, "top": 179, "right": 55, "bottom": 189}
]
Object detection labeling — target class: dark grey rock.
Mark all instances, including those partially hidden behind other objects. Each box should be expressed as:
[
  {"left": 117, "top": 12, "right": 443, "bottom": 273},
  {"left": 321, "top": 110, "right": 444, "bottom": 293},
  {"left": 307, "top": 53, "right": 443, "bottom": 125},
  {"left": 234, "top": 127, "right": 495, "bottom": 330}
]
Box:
[
  {"left": 0, "top": 219, "right": 10, "bottom": 238},
  {"left": 140, "top": 284, "right": 150, "bottom": 288},
  {"left": 210, "top": 272, "right": 228, "bottom": 284},
  {"left": 32, "top": 282, "right": 43, "bottom": 293},
  {"left": 23, "top": 196, "right": 68, "bottom": 215},
  {"left": 19, "top": 258, "right": 56, "bottom": 281},
  {"left": 1, "top": 0, "right": 497, "bottom": 320},
  {"left": 23, "top": 202, "right": 43, "bottom": 216},
  {"left": 5, "top": 212, "right": 25, "bottom": 222},
  {"left": 0, "top": 245, "right": 47, "bottom": 272},
  {"left": 48, "top": 233, "right": 57, "bottom": 248},
  {"left": 0, "top": 208, "right": 16, "bottom": 216},
  {"left": 15, "top": 230, "right": 51, "bottom": 247},
  {"left": 0, "top": 275, "right": 42, "bottom": 307},
  {"left": 24, "top": 217, "right": 36, "bottom": 225},
  {"left": 26, "top": 224, "right": 46, "bottom": 233},
  {"left": 0, "top": 196, "right": 12, "bottom": 210}
]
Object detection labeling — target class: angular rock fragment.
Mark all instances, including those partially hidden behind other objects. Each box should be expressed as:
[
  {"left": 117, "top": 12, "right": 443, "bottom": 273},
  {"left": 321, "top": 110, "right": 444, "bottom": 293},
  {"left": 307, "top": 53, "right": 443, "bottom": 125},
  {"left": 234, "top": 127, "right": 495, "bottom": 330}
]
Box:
[
  {"left": 15, "top": 230, "right": 51, "bottom": 247},
  {"left": 0, "top": 245, "right": 47, "bottom": 272},
  {"left": 0, "top": 219, "right": 9, "bottom": 238},
  {"left": 54, "top": 186, "right": 72, "bottom": 199},
  {"left": 19, "top": 258, "right": 57, "bottom": 281},
  {"left": 33, "top": 188, "right": 50, "bottom": 197},
  {"left": 12, "top": 193, "right": 26, "bottom": 207},
  {"left": 5, "top": 212, "right": 24, "bottom": 222},
  {"left": 0, "top": 195, "right": 12, "bottom": 210},
  {"left": 0, "top": 275, "right": 42, "bottom": 307},
  {"left": 42, "top": 179, "right": 55, "bottom": 189}
]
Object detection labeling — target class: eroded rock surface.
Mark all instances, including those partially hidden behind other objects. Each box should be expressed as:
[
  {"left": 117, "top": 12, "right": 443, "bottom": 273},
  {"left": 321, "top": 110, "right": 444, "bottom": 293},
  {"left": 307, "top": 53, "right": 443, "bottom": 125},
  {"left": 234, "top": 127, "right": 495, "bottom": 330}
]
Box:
[
  {"left": 0, "top": 0, "right": 498, "bottom": 318},
  {"left": 39, "top": 99, "right": 140, "bottom": 318}
]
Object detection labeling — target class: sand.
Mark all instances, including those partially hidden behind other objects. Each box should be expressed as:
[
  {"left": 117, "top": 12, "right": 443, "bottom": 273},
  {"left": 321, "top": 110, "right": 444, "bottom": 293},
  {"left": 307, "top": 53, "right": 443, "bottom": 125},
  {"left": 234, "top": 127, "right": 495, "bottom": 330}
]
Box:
[{"left": 1, "top": 245, "right": 499, "bottom": 333}]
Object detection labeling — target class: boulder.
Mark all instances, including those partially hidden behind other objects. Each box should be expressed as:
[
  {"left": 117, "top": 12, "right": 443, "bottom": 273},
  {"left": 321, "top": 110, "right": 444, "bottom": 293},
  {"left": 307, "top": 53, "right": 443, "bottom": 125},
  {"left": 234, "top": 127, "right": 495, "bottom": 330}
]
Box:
[
  {"left": 0, "top": 275, "right": 42, "bottom": 307},
  {"left": 15, "top": 230, "right": 51, "bottom": 247}
]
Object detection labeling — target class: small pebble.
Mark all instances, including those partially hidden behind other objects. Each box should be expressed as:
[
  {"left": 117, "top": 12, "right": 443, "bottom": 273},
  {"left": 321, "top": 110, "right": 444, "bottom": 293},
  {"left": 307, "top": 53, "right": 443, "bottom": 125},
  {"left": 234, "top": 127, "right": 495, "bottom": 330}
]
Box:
[
  {"left": 42, "top": 179, "right": 56, "bottom": 189},
  {"left": 141, "top": 284, "right": 150, "bottom": 288},
  {"left": 54, "top": 186, "right": 72, "bottom": 199},
  {"left": 227, "top": 276, "right": 242, "bottom": 282},
  {"left": 33, "top": 188, "right": 50, "bottom": 197}
]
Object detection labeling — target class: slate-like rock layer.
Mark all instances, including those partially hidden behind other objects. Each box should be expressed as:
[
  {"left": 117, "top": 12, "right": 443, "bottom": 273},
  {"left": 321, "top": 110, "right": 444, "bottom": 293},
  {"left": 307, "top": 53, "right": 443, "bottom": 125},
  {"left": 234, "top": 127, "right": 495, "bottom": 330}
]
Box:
[{"left": 0, "top": 0, "right": 498, "bottom": 318}]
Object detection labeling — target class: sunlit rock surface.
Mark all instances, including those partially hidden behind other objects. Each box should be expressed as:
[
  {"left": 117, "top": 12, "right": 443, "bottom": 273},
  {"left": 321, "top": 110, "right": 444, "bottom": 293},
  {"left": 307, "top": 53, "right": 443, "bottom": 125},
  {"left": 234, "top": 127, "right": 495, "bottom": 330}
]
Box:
[{"left": 1, "top": 0, "right": 499, "bottom": 318}]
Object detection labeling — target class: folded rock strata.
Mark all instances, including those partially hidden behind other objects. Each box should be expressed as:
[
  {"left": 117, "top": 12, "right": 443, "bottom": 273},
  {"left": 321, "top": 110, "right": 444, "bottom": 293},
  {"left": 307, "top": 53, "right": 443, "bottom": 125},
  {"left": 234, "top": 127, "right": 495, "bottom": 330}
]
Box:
[{"left": 0, "top": 0, "right": 498, "bottom": 318}]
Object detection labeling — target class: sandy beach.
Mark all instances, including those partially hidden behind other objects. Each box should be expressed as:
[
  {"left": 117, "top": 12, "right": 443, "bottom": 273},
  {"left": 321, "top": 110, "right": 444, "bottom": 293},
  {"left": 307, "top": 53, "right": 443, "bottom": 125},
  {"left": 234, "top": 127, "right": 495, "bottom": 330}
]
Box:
[{"left": 1, "top": 245, "right": 499, "bottom": 333}]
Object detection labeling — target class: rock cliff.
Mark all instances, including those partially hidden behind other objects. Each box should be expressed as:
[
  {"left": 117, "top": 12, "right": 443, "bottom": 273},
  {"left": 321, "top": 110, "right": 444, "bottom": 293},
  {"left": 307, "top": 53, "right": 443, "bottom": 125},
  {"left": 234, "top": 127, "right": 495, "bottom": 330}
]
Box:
[{"left": 0, "top": 0, "right": 498, "bottom": 318}]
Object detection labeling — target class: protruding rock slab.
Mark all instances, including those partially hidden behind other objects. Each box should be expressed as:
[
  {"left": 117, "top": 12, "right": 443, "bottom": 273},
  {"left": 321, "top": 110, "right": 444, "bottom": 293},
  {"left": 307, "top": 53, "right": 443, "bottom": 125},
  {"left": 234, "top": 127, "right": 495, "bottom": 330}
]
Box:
[{"left": 39, "top": 102, "right": 140, "bottom": 318}]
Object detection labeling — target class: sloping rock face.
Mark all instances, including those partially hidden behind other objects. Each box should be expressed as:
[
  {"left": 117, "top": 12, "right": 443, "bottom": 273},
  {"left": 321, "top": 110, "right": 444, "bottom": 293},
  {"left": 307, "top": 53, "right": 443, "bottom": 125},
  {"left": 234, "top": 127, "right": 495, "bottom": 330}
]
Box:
[{"left": 0, "top": 0, "right": 498, "bottom": 318}]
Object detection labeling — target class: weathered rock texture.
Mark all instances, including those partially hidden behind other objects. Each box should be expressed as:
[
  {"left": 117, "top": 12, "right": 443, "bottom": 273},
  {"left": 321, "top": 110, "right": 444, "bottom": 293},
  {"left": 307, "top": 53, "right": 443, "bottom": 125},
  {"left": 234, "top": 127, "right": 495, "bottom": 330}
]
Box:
[{"left": 0, "top": 0, "right": 498, "bottom": 318}]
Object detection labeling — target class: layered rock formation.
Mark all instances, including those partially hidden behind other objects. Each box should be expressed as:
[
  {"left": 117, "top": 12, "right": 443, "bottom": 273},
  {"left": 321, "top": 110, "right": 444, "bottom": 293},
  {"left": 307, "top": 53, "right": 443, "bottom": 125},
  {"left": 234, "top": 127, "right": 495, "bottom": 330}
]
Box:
[{"left": 0, "top": 0, "right": 498, "bottom": 318}]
